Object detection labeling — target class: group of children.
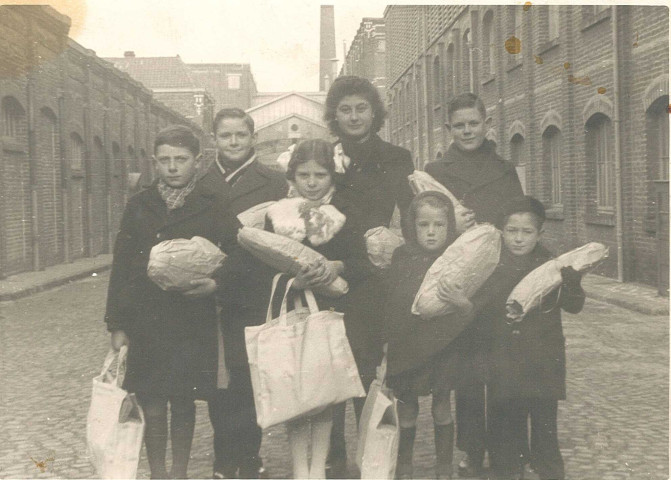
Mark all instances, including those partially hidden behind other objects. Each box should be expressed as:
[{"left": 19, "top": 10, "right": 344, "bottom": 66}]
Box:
[{"left": 105, "top": 89, "right": 584, "bottom": 480}]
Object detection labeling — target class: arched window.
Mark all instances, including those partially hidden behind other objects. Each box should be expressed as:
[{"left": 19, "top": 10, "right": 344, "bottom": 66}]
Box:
[
  {"left": 2, "top": 96, "right": 25, "bottom": 138},
  {"left": 510, "top": 133, "right": 526, "bottom": 195},
  {"left": 483, "top": 10, "right": 496, "bottom": 76},
  {"left": 647, "top": 96, "right": 669, "bottom": 181},
  {"left": 548, "top": 6, "right": 560, "bottom": 41},
  {"left": 446, "top": 43, "right": 456, "bottom": 100},
  {"left": 433, "top": 56, "right": 441, "bottom": 107},
  {"left": 586, "top": 114, "right": 615, "bottom": 210},
  {"left": 542, "top": 126, "right": 562, "bottom": 205},
  {"left": 462, "top": 29, "right": 472, "bottom": 92},
  {"left": 70, "top": 133, "right": 84, "bottom": 171}
]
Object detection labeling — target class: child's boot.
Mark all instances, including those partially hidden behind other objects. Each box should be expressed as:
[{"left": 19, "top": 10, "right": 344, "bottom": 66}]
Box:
[
  {"left": 396, "top": 426, "right": 416, "bottom": 479},
  {"left": 434, "top": 423, "right": 454, "bottom": 480}
]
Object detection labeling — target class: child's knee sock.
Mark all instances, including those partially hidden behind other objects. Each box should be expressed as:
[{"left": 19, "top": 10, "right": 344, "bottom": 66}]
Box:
[
  {"left": 434, "top": 423, "right": 454, "bottom": 479},
  {"left": 397, "top": 426, "right": 416, "bottom": 477}
]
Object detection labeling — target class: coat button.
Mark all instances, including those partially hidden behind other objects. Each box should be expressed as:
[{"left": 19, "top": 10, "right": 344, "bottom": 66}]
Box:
[{"left": 156, "top": 233, "right": 162, "bottom": 239}]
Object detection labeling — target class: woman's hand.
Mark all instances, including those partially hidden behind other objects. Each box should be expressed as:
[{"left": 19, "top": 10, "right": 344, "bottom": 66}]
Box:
[
  {"left": 111, "top": 330, "right": 129, "bottom": 351},
  {"left": 181, "top": 278, "right": 217, "bottom": 298},
  {"left": 436, "top": 277, "right": 473, "bottom": 314},
  {"left": 293, "top": 259, "right": 335, "bottom": 290},
  {"left": 455, "top": 208, "right": 476, "bottom": 233}
]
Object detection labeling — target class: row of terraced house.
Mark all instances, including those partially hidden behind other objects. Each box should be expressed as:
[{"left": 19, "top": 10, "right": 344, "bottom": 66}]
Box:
[
  {"left": 0, "top": 6, "right": 206, "bottom": 278},
  {"left": 375, "top": 5, "right": 669, "bottom": 294}
]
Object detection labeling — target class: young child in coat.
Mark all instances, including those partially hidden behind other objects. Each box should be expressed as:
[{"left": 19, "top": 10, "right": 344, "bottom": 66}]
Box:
[
  {"left": 384, "top": 191, "right": 474, "bottom": 480},
  {"left": 104, "top": 125, "right": 239, "bottom": 479},
  {"left": 425, "top": 91, "right": 525, "bottom": 477},
  {"left": 454, "top": 196, "right": 585, "bottom": 480},
  {"left": 266, "top": 138, "right": 369, "bottom": 479}
]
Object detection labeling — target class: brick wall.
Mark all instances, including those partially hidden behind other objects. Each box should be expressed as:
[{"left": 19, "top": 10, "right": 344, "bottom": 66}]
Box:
[
  {"left": 384, "top": 5, "right": 669, "bottom": 288},
  {"left": 0, "top": 5, "right": 204, "bottom": 278}
]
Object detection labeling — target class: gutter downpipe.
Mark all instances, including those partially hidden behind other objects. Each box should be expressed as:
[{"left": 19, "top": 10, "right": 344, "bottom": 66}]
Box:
[{"left": 612, "top": 5, "right": 625, "bottom": 282}]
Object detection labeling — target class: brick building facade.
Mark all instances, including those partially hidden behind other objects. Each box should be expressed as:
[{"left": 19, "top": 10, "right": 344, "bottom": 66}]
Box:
[
  {"left": 187, "top": 63, "right": 257, "bottom": 112},
  {"left": 0, "top": 5, "right": 204, "bottom": 279},
  {"left": 341, "top": 18, "right": 387, "bottom": 97},
  {"left": 383, "top": 5, "right": 668, "bottom": 291}
]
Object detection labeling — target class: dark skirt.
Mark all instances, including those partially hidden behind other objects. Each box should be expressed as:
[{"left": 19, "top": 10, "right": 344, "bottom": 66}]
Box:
[{"left": 388, "top": 346, "right": 456, "bottom": 400}]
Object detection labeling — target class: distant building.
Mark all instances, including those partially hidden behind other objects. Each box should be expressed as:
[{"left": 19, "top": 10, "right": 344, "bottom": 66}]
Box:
[
  {"left": 105, "top": 52, "right": 215, "bottom": 132},
  {"left": 0, "top": 6, "right": 203, "bottom": 278},
  {"left": 341, "top": 17, "right": 386, "bottom": 98},
  {"left": 187, "top": 63, "right": 257, "bottom": 112},
  {"left": 247, "top": 92, "right": 330, "bottom": 165},
  {"left": 384, "top": 5, "right": 669, "bottom": 292}
]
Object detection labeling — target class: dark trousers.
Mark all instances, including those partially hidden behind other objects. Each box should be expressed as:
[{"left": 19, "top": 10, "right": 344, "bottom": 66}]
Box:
[
  {"left": 489, "top": 398, "right": 564, "bottom": 480},
  {"left": 207, "top": 367, "right": 262, "bottom": 477},
  {"left": 455, "top": 381, "right": 487, "bottom": 467},
  {"left": 329, "top": 351, "right": 378, "bottom": 464}
]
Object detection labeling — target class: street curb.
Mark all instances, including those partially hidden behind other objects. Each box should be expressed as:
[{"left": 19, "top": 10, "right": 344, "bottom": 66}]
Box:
[
  {"left": 583, "top": 287, "right": 669, "bottom": 316},
  {"left": 0, "top": 264, "right": 112, "bottom": 302}
]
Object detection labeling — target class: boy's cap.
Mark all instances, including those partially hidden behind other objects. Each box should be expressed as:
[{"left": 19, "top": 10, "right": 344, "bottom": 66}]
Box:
[{"left": 497, "top": 195, "right": 546, "bottom": 229}]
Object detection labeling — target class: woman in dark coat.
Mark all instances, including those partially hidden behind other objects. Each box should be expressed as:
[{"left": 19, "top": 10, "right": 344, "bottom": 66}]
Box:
[
  {"left": 323, "top": 75, "right": 415, "bottom": 476},
  {"left": 104, "top": 126, "right": 239, "bottom": 479}
]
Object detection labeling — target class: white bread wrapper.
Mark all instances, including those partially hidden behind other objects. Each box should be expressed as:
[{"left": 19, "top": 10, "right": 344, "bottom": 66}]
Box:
[
  {"left": 237, "top": 227, "right": 349, "bottom": 297},
  {"left": 506, "top": 242, "right": 608, "bottom": 320},
  {"left": 266, "top": 198, "right": 346, "bottom": 247},
  {"left": 237, "top": 201, "right": 276, "bottom": 229},
  {"left": 364, "top": 226, "right": 405, "bottom": 269},
  {"left": 412, "top": 223, "right": 501, "bottom": 318},
  {"left": 147, "top": 236, "right": 226, "bottom": 291},
  {"left": 408, "top": 170, "right": 474, "bottom": 233}
]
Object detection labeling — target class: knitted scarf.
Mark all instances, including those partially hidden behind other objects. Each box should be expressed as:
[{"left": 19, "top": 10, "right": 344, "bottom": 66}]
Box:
[{"left": 157, "top": 178, "right": 197, "bottom": 210}]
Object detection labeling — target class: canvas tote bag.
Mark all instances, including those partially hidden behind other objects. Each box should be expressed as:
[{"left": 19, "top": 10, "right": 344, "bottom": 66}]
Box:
[
  {"left": 86, "top": 346, "right": 145, "bottom": 479},
  {"left": 245, "top": 274, "right": 364, "bottom": 429},
  {"left": 356, "top": 347, "right": 400, "bottom": 479}
]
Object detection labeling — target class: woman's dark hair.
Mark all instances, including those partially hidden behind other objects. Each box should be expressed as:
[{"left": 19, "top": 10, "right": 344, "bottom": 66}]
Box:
[
  {"left": 324, "top": 76, "right": 386, "bottom": 137},
  {"left": 401, "top": 191, "right": 458, "bottom": 249},
  {"left": 286, "top": 139, "right": 336, "bottom": 181},
  {"left": 154, "top": 124, "right": 200, "bottom": 156}
]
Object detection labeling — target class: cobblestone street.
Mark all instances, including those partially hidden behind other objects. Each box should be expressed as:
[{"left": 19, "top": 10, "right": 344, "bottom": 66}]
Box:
[{"left": 0, "top": 272, "right": 667, "bottom": 479}]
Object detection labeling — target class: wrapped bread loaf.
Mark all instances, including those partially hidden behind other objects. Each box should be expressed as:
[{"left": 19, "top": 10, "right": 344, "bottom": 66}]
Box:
[
  {"left": 147, "top": 236, "right": 226, "bottom": 291},
  {"left": 266, "top": 197, "right": 346, "bottom": 247},
  {"left": 412, "top": 223, "right": 501, "bottom": 318},
  {"left": 364, "top": 226, "right": 405, "bottom": 269},
  {"left": 408, "top": 170, "right": 475, "bottom": 232},
  {"left": 237, "top": 201, "right": 276, "bottom": 229},
  {"left": 237, "top": 226, "right": 349, "bottom": 297},
  {"left": 506, "top": 242, "right": 608, "bottom": 320}
]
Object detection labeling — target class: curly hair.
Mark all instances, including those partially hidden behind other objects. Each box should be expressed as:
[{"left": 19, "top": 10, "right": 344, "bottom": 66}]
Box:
[{"left": 324, "top": 76, "right": 386, "bottom": 137}]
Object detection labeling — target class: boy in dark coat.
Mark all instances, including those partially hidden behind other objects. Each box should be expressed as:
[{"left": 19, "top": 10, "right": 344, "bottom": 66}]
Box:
[
  {"left": 323, "top": 75, "right": 415, "bottom": 476},
  {"left": 424, "top": 92, "right": 524, "bottom": 476},
  {"left": 104, "top": 125, "right": 239, "bottom": 479},
  {"left": 465, "top": 196, "right": 585, "bottom": 480},
  {"left": 199, "top": 108, "right": 288, "bottom": 479}
]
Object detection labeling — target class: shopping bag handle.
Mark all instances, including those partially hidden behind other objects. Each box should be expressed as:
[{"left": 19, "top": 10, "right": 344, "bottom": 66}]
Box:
[
  {"left": 377, "top": 343, "right": 388, "bottom": 384},
  {"left": 265, "top": 274, "right": 296, "bottom": 325},
  {"left": 100, "top": 345, "right": 128, "bottom": 387}
]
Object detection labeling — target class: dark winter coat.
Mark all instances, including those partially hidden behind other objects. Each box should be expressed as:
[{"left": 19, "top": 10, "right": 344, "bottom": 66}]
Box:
[
  {"left": 333, "top": 134, "right": 415, "bottom": 364},
  {"left": 104, "top": 183, "right": 240, "bottom": 398},
  {"left": 198, "top": 154, "right": 289, "bottom": 217},
  {"left": 216, "top": 191, "right": 370, "bottom": 370},
  {"left": 424, "top": 140, "right": 524, "bottom": 226},
  {"left": 470, "top": 245, "right": 585, "bottom": 400},
  {"left": 383, "top": 244, "right": 474, "bottom": 378}
]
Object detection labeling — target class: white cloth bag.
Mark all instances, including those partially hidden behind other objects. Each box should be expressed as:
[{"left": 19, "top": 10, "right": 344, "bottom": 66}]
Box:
[
  {"left": 356, "top": 349, "right": 400, "bottom": 479},
  {"left": 86, "top": 346, "right": 145, "bottom": 479},
  {"left": 245, "top": 275, "right": 365, "bottom": 429}
]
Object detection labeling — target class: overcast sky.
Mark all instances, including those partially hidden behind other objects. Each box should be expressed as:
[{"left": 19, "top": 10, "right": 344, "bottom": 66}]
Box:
[{"left": 65, "top": 0, "right": 389, "bottom": 92}]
